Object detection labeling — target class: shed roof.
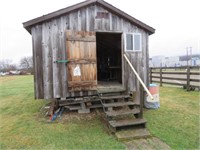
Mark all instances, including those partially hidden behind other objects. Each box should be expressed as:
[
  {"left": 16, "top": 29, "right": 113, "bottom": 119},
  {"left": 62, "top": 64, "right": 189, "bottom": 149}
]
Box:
[{"left": 23, "top": 0, "right": 155, "bottom": 34}]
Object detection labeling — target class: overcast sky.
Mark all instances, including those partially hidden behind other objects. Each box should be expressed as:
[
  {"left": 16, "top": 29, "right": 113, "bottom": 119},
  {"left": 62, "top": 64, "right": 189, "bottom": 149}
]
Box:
[{"left": 0, "top": 0, "right": 200, "bottom": 64}]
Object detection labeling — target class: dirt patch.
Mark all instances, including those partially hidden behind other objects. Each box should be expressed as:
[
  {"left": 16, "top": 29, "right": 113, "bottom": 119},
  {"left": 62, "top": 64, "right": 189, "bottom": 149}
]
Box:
[
  {"left": 60, "top": 110, "right": 98, "bottom": 122},
  {"left": 37, "top": 106, "right": 100, "bottom": 124},
  {"left": 124, "top": 137, "right": 170, "bottom": 150}
]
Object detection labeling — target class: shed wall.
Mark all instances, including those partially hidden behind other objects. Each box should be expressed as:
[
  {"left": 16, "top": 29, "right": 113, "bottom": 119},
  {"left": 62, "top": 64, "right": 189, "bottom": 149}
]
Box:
[{"left": 31, "top": 4, "right": 149, "bottom": 99}]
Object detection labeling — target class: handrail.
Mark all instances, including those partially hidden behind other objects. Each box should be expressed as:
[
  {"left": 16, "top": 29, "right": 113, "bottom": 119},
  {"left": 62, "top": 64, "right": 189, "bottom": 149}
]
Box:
[{"left": 124, "top": 54, "right": 154, "bottom": 100}]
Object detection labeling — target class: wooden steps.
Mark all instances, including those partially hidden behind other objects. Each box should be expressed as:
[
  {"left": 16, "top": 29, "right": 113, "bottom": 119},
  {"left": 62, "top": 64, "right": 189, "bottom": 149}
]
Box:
[
  {"left": 116, "top": 128, "right": 151, "bottom": 141},
  {"left": 109, "top": 118, "right": 146, "bottom": 128},
  {"left": 102, "top": 101, "right": 135, "bottom": 108},
  {"left": 106, "top": 108, "right": 140, "bottom": 117},
  {"left": 101, "top": 94, "right": 130, "bottom": 100},
  {"left": 100, "top": 92, "right": 149, "bottom": 140}
]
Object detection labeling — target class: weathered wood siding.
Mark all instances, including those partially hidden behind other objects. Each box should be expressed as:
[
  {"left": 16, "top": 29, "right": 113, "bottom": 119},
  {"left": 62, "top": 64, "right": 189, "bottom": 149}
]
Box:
[
  {"left": 31, "top": 4, "right": 149, "bottom": 99},
  {"left": 31, "top": 25, "right": 43, "bottom": 99}
]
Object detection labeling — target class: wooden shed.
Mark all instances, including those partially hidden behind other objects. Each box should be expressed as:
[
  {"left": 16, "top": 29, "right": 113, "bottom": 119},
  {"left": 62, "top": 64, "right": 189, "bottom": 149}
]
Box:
[
  {"left": 23, "top": 0, "right": 155, "bottom": 98},
  {"left": 23, "top": 0, "right": 155, "bottom": 127}
]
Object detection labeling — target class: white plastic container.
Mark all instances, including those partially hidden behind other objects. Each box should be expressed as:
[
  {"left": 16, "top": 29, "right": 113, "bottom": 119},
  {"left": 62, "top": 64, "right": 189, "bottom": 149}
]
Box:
[{"left": 145, "top": 84, "right": 160, "bottom": 109}]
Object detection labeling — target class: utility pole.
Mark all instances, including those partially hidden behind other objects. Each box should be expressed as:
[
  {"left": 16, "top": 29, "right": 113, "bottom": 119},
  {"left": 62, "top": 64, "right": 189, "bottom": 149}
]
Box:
[
  {"left": 186, "top": 47, "right": 188, "bottom": 67},
  {"left": 190, "top": 47, "right": 192, "bottom": 66}
]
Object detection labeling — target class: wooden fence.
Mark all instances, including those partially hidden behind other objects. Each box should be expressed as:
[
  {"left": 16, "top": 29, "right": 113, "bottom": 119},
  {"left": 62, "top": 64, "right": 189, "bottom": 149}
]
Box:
[{"left": 150, "top": 66, "right": 200, "bottom": 91}]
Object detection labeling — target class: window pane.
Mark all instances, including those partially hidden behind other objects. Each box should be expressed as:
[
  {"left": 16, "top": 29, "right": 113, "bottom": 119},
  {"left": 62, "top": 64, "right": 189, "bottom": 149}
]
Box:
[
  {"left": 126, "top": 34, "right": 133, "bottom": 50},
  {"left": 134, "top": 34, "right": 141, "bottom": 50}
]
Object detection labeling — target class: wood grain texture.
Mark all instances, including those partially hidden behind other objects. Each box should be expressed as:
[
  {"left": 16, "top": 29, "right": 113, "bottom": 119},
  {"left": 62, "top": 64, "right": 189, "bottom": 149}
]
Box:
[
  {"left": 42, "top": 22, "right": 53, "bottom": 99},
  {"left": 31, "top": 25, "right": 44, "bottom": 99},
  {"left": 66, "top": 31, "right": 97, "bottom": 91},
  {"left": 51, "top": 19, "right": 61, "bottom": 98},
  {"left": 31, "top": 4, "right": 149, "bottom": 101}
]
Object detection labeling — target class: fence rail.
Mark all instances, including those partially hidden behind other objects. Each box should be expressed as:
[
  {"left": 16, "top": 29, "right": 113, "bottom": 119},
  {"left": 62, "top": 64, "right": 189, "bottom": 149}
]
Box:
[{"left": 150, "top": 66, "right": 200, "bottom": 91}]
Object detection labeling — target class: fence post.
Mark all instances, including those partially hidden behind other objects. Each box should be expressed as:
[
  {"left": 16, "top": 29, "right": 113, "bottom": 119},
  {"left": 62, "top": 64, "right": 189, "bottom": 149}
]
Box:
[
  {"left": 186, "top": 66, "right": 191, "bottom": 91},
  {"left": 150, "top": 68, "right": 152, "bottom": 83},
  {"left": 160, "top": 67, "right": 162, "bottom": 86}
]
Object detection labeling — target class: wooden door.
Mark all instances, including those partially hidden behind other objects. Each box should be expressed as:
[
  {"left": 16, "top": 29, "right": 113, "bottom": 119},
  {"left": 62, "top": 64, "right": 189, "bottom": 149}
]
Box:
[{"left": 66, "top": 31, "right": 97, "bottom": 91}]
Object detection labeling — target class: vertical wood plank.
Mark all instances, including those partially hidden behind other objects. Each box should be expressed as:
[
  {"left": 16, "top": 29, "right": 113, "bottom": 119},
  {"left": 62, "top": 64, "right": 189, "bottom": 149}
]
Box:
[
  {"left": 80, "top": 8, "right": 86, "bottom": 31},
  {"left": 86, "top": 7, "right": 89, "bottom": 31},
  {"left": 87, "top": 5, "right": 95, "bottom": 31},
  {"left": 121, "top": 33, "right": 125, "bottom": 89},
  {"left": 61, "top": 15, "right": 70, "bottom": 30},
  {"left": 112, "top": 14, "right": 117, "bottom": 30},
  {"left": 42, "top": 22, "right": 53, "bottom": 99},
  {"left": 51, "top": 19, "right": 61, "bottom": 98},
  {"left": 145, "top": 32, "right": 149, "bottom": 86},
  {"left": 70, "top": 12, "right": 78, "bottom": 31},
  {"left": 60, "top": 16, "right": 68, "bottom": 98},
  {"left": 31, "top": 25, "right": 44, "bottom": 99}
]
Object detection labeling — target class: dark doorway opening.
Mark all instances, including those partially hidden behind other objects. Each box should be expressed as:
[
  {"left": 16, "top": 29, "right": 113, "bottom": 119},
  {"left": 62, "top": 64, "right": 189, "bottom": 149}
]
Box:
[{"left": 96, "top": 32, "right": 122, "bottom": 86}]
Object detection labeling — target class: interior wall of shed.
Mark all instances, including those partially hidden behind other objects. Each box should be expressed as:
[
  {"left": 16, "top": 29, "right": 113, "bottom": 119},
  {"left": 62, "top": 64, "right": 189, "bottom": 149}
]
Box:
[{"left": 96, "top": 32, "right": 122, "bottom": 84}]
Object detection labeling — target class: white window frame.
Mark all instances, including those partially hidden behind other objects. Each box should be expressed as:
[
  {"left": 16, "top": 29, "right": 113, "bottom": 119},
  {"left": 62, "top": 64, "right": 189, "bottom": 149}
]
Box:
[{"left": 124, "top": 33, "right": 142, "bottom": 52}]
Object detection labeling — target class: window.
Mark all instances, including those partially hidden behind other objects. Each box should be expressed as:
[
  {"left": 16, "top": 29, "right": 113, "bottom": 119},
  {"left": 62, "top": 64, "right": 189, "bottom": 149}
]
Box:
[
  {"left": 96, "top": 12, "right": 109, "bottom": 19},
  {"left": 125, "top": 33, "right": 142, "bottom": 51}
]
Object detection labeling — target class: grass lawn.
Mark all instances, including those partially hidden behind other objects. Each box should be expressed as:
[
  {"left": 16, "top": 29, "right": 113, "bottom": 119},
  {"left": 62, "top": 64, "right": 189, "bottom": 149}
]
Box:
[
  {"left": 0, "top": 76, "right": 125, "bottom": 149},
  {"left": 144, "top": 86, "right": 199, "bottom": 149},
  {"left": 0, "top": 75, "right": 199, "bottom": 149}
]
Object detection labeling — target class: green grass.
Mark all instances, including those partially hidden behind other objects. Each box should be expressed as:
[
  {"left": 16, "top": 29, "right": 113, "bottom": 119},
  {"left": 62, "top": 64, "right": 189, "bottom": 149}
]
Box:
[
  {"left": 144, "top": 86, "right": 200, "bottom": 149},
  {"left": 0, "top": 76, "right": 199, "bottom": 149},
  {"left": 0, "top": 76, "right": 125, "bottom": 149}
]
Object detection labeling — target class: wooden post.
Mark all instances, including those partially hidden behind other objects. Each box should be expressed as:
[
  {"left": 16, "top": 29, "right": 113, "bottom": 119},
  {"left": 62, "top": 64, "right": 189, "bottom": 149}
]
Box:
[
  {"left": 139, "top": 84, "right": 144, "bottom": 118},
  {"left": 186, "top": 66, "right": 191, "bottom": 91},
  {"left": 160, "top": 67, "right": 163, "bottom": 87},
  {"left": 150, "top": 68, "right": 152, "bottom": 83}
]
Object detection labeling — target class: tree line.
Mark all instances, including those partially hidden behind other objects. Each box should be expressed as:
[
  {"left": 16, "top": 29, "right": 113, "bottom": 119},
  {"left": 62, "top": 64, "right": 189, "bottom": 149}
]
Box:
[{"left": 0, "top": 56, "right": 33, "bottom": 74}]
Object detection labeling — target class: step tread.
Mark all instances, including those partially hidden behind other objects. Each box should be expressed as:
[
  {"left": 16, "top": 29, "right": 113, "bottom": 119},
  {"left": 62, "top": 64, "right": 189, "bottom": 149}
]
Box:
[
  {"left": 103, "top": 101, "right": 135, "bottom": 107},
  {"left": 106, "top": 108, "right": 140, "bottom": 117},
  {"left": 101, "top": 94, "right": 130, "bottom": 100},
  {"left": 109, "top": 119, "right": 146, "bottom": 128},
  {"left": 88, "top": 104, "right": 102, "bottom": 109},
  {"left": 116, "top": 128, "right": 151, "bottom": 140}
]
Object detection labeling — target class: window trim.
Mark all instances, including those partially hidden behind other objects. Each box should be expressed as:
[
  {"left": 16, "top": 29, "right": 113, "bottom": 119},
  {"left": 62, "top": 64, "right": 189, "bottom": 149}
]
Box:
[{"left": 125, "top": 33, "right": 142, "bottom": 52}]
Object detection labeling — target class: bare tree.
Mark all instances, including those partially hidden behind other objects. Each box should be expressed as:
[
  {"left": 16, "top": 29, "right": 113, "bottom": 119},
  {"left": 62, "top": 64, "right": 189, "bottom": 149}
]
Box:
[
  {"left": 20, "top": 56, "right": 33, "bottom": 73},
  {"left": 0, "top": 59, "right": 17, "bottom": 72}
]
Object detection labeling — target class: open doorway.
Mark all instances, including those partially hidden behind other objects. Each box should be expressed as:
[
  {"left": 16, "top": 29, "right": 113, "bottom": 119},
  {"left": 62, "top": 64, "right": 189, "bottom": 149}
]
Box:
[{"left": 96, "top": 32, "right": 122, "bottom": 89}]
